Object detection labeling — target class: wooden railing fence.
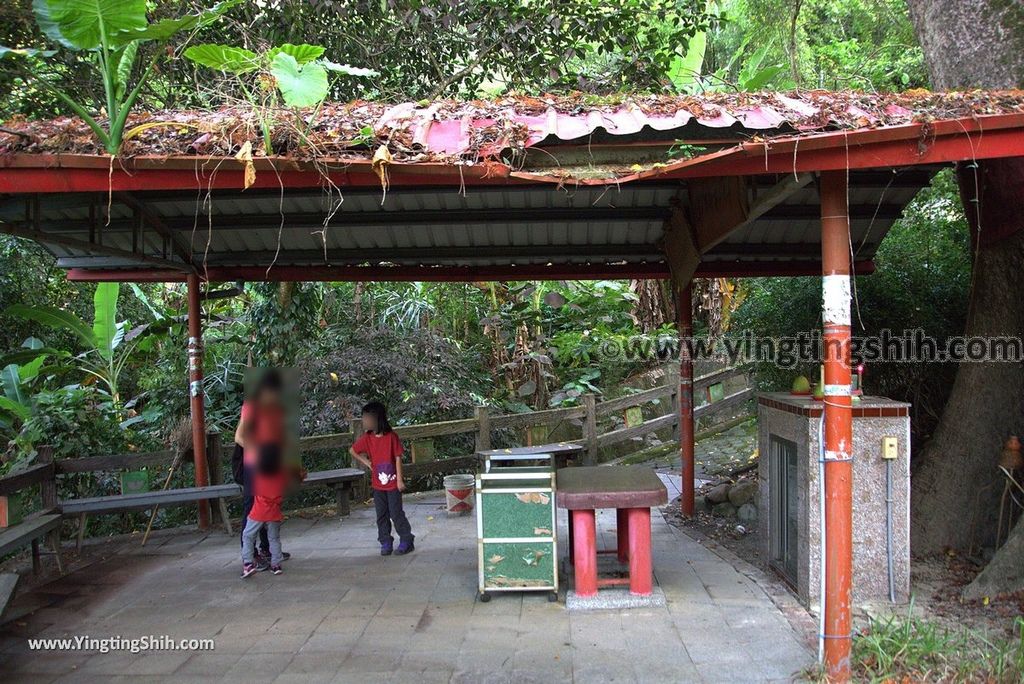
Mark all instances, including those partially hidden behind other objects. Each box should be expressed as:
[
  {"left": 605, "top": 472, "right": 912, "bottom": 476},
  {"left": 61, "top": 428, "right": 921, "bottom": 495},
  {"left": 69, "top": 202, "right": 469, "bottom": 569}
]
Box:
[{"left": 0, "top": 366, "right": 753, "bottom": 521}]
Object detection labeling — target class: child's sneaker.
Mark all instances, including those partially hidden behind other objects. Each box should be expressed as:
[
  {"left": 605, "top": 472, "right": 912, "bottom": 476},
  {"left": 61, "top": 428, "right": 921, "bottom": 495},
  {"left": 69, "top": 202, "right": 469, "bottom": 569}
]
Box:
[
  {"left": 380, "top": 541, "right": 393, "bottom": 556},
  {"left": 255, "top": 552, "right": 271, "bottom": 571},
  {"left": 395, "top": 540, "right": 415, "bottom": 555},
  {"left": 240, "top": 562, "right": 258, "bottom": 579},
  {"left": 270, "top": 564, "right": 283, "bottom": 575}
]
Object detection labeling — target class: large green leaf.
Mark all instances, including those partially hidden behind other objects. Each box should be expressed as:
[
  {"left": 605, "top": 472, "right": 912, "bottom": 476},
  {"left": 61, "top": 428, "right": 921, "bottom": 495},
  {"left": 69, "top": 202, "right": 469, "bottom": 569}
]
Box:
[
  {"left": 270, "top": 52, "right": 328, "bottom": 108},
  {"left": 0, "top": 348, "right": 55, "bottom": 369},
  {"left": 93, "top": 282, "right": 120, "bottom": 361},
  {"left": 668, "top": 31, "right": 706, "bottom": 91},
  {"left": 129, "top": 0, "right": 241, "bottom": 42},
  {"left": 45, "top": 0, "right": 147, "bottom": 50},
  {"left": 112, "top": 40, "right": 138, "bottom": 102},
  {"left": 0, "top": 396, "right": 30, "bottom": 421},
  {"left": 267, "top": 43, "right": 325, "bottom": 65},
  {"left": 0, "top": 46, "right": 57, "bottom": 59},
  {"left": 184, "top": 43, "right": 260, "bottom": 74},
  {"left": 6, "top": 304, "right": 94, "bottom": 349},
  {"left": 31, "top": 0, "right": 76, "bottom": 49},
  {"left": 18, "top": 355, "right": 46, "bottom": 383},
  {"left": 1, "top": 364, "right": 25, "bottom": 405}
]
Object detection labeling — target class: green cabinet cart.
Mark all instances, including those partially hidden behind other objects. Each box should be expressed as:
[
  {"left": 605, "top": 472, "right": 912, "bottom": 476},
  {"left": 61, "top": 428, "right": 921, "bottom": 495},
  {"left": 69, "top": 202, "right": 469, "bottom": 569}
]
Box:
[{"left": 476, "top": 450, "right": 558, "bottom": 602}]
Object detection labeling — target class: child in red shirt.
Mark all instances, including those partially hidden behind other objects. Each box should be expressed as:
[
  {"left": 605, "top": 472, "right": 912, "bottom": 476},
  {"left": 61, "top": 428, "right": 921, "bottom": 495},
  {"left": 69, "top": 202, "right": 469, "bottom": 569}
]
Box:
[
  {"left": 240, "top": 444, "right": 288, "bottom": 578},
  {"left": 349, "top": 402, "right": 415, "bottom": 556}
]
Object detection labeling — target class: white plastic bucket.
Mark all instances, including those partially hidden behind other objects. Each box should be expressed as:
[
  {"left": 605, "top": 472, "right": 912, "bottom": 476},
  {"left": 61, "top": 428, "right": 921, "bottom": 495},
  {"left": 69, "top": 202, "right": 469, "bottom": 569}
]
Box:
[{"left": 444, "top": 473, "right": 475, "bottom": 515}]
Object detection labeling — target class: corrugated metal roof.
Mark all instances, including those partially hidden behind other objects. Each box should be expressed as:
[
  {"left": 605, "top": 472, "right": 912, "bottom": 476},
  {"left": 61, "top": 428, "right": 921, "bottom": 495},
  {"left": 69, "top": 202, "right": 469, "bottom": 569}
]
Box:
[{"left": 4, "top": 169, "right": 934, "bottom": 275}]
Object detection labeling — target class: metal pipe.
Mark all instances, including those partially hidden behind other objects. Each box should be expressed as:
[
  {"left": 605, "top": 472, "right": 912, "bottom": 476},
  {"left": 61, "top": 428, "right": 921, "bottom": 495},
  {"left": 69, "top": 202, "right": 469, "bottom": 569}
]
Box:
[
  {"left": 820, "top": 170, "right": 854, "bottom": 681},
  {"left": 678, "top": 283, "right": 695, "bottom": 517},
  {"left": 187, "top": 272, "right": 211, "bottom": 530},
  {"left": 886, "top": 459, "right": 895, "bottom": 603}
]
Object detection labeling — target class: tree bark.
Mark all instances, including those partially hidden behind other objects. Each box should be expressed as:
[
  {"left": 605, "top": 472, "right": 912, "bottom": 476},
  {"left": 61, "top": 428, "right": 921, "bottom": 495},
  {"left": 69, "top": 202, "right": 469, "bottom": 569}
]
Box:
[
  {"left": 905, "top": 1, "right": 1024, "bottom": 562},
  {"left": 905, "top": 0, "right": 1024, "bottom": 90}
]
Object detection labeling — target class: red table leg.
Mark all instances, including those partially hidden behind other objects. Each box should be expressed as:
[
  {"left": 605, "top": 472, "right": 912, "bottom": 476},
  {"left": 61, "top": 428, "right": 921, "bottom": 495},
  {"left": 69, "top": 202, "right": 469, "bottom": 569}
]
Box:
[
  {"left": 571, "top": 509, "right": 598, "bottom": 597},
  {"left": 616, "top": 508, "right": 629, "bottom": 563},
  {"left": 627, "top": 507, "right": 653, "bottom": 596}
]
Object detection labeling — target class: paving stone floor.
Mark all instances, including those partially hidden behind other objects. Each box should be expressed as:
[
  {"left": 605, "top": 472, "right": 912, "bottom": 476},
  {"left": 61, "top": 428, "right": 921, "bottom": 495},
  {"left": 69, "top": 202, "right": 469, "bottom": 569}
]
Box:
[{"left": 0, "top": 484, "right": 812, "bottom": 683}]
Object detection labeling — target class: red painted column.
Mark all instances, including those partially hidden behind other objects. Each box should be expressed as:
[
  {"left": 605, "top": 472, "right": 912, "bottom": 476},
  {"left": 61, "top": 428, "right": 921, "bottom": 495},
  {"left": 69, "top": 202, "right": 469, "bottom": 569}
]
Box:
[
  {"left": 678, "top": 283, "right": 695, "bottom": 516},
  {"left": 571, "top": 509, "right": 598, "bottom": 597},
  {"left": 187, "top": 273, "right": 211, "bottom": 530},
  {"left": 820, "top": 171, "right": 854, "bottom": 680},
  {"left": 616, "top": 508, "right": 629, "bottom": 563},
  {"left": 627, "top": 508, "right": 653, "bottom": 595}
]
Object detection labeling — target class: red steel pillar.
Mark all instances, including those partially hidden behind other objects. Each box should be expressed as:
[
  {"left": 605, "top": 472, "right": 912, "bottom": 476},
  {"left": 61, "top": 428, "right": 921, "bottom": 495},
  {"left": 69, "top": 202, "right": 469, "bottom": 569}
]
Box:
[
  {"left": 678, "top": 283, "right": 695, "bottom": 516},
  {"left": 187, "top": 273, "right": 211, "bottom": 530},
  {"left": 820, "top": 171, "right": 854, "bottom": 680}
]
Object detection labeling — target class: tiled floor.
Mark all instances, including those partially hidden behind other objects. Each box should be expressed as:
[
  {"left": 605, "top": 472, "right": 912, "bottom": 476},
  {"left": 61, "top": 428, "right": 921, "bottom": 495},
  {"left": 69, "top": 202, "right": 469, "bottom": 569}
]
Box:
[{"left": 0, "top": 483, "right": 812, "bottom": 683}]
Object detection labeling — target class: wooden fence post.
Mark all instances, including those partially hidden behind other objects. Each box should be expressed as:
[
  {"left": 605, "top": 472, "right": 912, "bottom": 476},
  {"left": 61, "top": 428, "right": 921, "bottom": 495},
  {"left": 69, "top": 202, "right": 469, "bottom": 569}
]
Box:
[
  {"left": 206, "top": 433, "right": 229, "bottom": 531},
  {"left": 36, "top": 445, "right": 63, "bottom": 572},
  {"left": 37, "top": 445, "right": 57, "bottom": 510},
  {"left": 583, "top": 394, "right": 598, "bottom": 465},
  {"left": 475, "top": 406, "right": 491, "bottom": 452},
  {"left": 350, "top": 418, "right": 367, "bottom": 501}
]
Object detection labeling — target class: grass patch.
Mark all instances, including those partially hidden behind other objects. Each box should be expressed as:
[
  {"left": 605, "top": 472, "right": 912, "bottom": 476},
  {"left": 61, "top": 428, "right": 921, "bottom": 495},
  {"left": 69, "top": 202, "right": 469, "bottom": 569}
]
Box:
[{"left": 808, "top": 609, "right": 1024, "bottom": 682}]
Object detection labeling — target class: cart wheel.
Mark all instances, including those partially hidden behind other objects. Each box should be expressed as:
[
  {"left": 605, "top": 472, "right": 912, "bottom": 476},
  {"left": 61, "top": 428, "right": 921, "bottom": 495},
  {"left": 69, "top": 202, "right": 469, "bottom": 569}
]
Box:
[
  {"left": 479, "top": 592, "right": 491, "bottom": 603},
  {"left": 547, "top": 591, "right": 558, "bottom": 603}
]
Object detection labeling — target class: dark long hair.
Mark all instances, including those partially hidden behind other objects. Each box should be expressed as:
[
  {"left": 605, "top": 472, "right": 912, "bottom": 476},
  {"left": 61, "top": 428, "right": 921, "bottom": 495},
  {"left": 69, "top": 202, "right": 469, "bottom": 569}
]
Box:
[{"left": 361, "top": 401, "right": 392, "bottom": 435}]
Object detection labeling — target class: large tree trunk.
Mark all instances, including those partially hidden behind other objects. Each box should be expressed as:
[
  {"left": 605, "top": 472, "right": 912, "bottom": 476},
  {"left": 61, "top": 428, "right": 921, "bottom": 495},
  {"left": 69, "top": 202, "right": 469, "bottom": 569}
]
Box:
[
  {"left": 905, "top": 1, "right": 1024, "bottom": 565},
  {"left": 909, "top": 163, "right": 1024, "bottom": 553}
]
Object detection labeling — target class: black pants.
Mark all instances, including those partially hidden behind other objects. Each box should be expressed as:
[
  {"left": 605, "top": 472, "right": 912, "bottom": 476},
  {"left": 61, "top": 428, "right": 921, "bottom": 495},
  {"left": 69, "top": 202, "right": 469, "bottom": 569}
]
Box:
[
  {"left": 373, "top": 489, "right": 413, "bottom": 545},
  {"left": 240, "top": 464, "right": 270, "bottom": 555}
]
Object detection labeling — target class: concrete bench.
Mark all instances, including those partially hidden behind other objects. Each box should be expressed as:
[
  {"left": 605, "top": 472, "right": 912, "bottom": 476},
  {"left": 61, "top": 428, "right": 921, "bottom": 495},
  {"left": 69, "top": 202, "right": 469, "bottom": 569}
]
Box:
[
  {"left": 0, "top": 513, "right": 64, "bottom": 578},
  {"left": 300, "top": 468, "right": 364, "bottom": 515}
]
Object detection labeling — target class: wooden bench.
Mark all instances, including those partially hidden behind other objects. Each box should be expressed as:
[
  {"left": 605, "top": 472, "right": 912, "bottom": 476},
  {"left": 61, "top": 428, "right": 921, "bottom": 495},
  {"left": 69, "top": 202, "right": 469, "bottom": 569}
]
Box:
[
  {"left": 61, "top": 484, "right": 241, "bottom": 549},
  {"left": 300, "top": 468, "right": 364, "bottom": 515},
  {"left": 0, "top": 513, "right": 64, "bottom": 577}
]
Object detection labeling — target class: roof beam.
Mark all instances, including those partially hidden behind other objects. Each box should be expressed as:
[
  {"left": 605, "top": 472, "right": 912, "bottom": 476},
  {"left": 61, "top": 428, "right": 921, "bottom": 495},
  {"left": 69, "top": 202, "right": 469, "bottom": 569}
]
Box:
[
  {"left": 63, "top": 259, "right": 877, "bottom": 283},
  {"left": 56, "top": 244, "right": 663, "bottom": 269},
  {"left": 113, "top": 192, "right": 193, "bottom": 264},
  {"left": 0, "top": 222, "right": 192, "bottom": 272}
]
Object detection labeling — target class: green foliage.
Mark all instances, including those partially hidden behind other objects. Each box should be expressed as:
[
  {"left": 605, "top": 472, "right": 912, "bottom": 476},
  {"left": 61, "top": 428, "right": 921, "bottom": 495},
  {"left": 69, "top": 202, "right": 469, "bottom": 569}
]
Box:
[
  {"left": 843, "top": 611, "right": 1024, "bottom": 683},
  {"left": 0, "top": 0, "right": 238, "bottom": 152},
  {"left": 184, "top": 40, "right": 376, "bottom": 153},
  {"left": 733, "top": 169, "right": 969, "bottom": 442},
  {"left": 708, "top": 0, "right": 926, "bottom": 91}
]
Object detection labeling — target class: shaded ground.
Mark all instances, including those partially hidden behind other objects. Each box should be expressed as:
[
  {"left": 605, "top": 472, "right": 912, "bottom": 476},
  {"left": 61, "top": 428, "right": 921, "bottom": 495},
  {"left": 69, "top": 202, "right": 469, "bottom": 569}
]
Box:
[{"left": 0, "top": 486, "right": 813, "bottom": 683}]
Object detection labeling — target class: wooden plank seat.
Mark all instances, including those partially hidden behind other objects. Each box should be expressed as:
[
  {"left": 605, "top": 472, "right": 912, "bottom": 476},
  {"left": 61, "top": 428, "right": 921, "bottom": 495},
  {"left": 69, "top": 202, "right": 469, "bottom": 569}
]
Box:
[
  {"left": 299, "top": 468, "right": 364, "bottom": 516},
  {"left": 0, "top": 513, "right": 63, "bottom": 579},
  {"left": 0, "top": 572, "right": 18, "bottom": 622},
  {"left": 61, "top": 484, "right": 242, "bottom": 549}
]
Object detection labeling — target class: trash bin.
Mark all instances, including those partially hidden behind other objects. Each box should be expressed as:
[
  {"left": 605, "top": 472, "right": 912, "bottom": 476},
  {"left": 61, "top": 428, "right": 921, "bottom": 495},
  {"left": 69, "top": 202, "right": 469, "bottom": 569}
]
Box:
[{"left": 444, "top": 473, "right": 475, "bottom": 514}]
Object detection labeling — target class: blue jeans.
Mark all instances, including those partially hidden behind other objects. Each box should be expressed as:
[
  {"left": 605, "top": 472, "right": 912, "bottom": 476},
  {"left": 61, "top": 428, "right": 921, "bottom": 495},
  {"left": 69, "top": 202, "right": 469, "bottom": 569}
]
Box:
[
  {"left": 241, "top": 517, "right": 282, "bottom": 565},
  {"left": 240, "top": 464, "right": 270, "bottom": 555}
]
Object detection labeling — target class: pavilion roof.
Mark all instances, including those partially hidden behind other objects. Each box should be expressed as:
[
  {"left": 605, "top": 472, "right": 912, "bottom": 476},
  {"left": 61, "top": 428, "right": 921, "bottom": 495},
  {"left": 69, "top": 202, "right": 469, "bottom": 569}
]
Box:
[
  {"left": 2, "top": 89, "right": 1023, "bottom": 168},
  {"left": 1, "top": 89, "right": 1023, "bottom": 282}
]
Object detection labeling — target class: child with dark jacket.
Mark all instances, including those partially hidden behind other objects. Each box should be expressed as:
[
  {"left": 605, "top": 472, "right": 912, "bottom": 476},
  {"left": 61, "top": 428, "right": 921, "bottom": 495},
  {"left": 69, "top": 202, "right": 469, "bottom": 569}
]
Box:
[{"left": 349, "top": 402, "right": 415, "bottom": 556}]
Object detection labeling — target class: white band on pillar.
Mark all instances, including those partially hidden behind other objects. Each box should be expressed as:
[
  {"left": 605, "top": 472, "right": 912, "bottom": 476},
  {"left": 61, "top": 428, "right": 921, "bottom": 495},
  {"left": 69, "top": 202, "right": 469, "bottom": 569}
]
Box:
[{"left": 822, "top": 274, "right": 851, "bottom": 326}]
